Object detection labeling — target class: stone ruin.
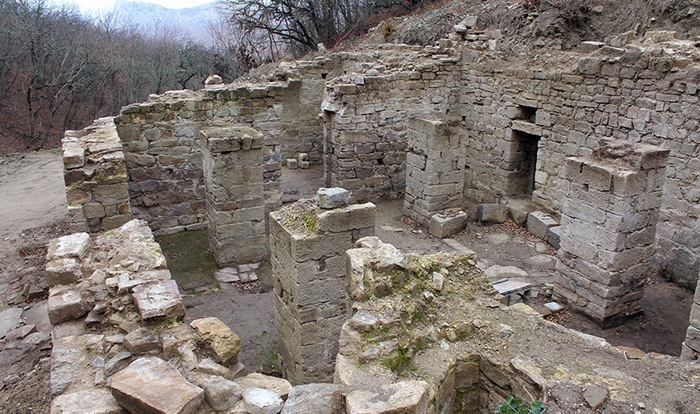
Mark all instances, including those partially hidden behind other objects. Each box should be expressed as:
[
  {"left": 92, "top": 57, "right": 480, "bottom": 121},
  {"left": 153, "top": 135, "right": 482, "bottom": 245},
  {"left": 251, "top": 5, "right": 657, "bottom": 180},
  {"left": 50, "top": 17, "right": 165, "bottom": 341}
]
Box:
[{"left": 48, "top": 18, "right": 700, "bottom": 414}]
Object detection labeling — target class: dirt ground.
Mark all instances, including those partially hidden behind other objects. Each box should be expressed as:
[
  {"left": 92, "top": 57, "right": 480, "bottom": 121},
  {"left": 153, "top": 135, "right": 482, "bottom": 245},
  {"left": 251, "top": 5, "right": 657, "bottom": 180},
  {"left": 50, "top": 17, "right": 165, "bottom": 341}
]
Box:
[{"left": 0, "top": 153, "right": 694, "bottom": 413}]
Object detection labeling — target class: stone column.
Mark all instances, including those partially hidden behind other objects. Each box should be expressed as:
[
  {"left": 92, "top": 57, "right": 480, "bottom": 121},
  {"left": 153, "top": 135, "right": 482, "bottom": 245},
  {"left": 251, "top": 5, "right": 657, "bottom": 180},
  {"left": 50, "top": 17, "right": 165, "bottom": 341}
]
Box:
[
  {"left": 269, "top": 188, "right": 375, "bottom": 384},
  {"left": 555, "top": 139, "right": 669, "bottom": 327},
  {"left": 681, "top": 270, "right": 700, "bottom": 360},
  {"left": 404, "top": 117, "right": 465, "bottom": 225},
  {"left": 201, "top": 126, "right": 267, "bottom": 266}
]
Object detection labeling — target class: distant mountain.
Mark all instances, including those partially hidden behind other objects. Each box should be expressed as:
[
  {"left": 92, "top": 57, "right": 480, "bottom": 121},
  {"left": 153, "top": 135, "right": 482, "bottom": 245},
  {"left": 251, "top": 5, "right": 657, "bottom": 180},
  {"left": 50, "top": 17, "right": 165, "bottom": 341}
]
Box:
[{"left": 112, "top": 0, "right": 219, "bottom": 46}]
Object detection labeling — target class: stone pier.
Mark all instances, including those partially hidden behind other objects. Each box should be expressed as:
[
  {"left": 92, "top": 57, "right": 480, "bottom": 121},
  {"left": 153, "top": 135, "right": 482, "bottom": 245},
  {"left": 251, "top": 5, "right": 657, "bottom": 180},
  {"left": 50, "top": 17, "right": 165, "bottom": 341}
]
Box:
[
  {"left": 269, "top": 188, "right": 375, "bottom": 384},
  {"left": 404, "top": 118, "right": 465, "bottom": 224},
  {"left": 201, "top": 126, "right": 267, "bottom": 266},
  {"left": 555, "top": 139, "right": 669, "bottom": 326}
]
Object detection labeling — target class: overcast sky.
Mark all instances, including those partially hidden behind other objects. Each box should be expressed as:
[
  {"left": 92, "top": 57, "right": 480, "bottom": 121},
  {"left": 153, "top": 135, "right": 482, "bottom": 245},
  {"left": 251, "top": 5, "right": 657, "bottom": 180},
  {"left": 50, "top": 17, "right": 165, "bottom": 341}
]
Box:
[{"left": 52, "top": 0, "right": 216, "bottom": 14}]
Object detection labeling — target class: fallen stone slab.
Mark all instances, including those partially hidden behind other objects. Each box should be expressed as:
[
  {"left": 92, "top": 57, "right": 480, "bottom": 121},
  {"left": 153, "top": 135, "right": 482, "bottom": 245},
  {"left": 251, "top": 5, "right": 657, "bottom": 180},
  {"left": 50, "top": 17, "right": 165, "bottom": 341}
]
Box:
[
  {"left": 476, "top": 204, "right": 509, "bottom": 223},
  {"left": 484, "top": 265, "right": 529, "bottom": 280},
  {"left": 0, "top": 307, "right": 23, "bottom": 339},
  {"left": 281, "top": 383, "right": 342, "bottom": 414},
  {"left": 429, "top": 211, "right": 468, "bottom": 239},
  {"left": 50, "top": 388, "right": 121, "bottom": 414},
  {"left": 6, "top": 324, "right": 36, "bottom": 341},
  {"left": 190, "top": 317, "right": 241, "bottom": 365},
  {"left": 124, "top": 327, "right": 161, "bottom": 354},
  {"left": 132, "top": 279, "right": 185, "bottom": 320},
  {"left": 243, "top": 388, "right": 284, "bottom": 414},
  {"left": 109, "top": 357, "right": 204, "bottom": 414},
  {"left": 527, "top": 211, "right": 558, "bottom": 240},
  {"left": 345, "top": 380, "right": 430, "bottom": 414},
  {"left": 48, "top": 287, "right": 89, "bottom": 325},
  {"left": 236, "top": 373, "right": 292, "bottom": 400},
  {"left": 189, "top": 373, "right": 242, "bottom": 411},
  {"left": 214, "top": 267, "right": 240, "bottom": 283}
]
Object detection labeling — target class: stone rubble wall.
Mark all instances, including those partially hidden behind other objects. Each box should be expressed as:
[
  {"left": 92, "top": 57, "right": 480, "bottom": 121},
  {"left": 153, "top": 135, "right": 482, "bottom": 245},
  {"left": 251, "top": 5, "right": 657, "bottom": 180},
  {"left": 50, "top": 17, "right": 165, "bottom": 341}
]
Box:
[
  {"left": 555, "top": 139, "right": 669, "bottom": 326},
  {"left": 269, "top": 191, "right": 375, "bottom": 384},
  {"left": 62, "top": 117, "right": 132, "bottom": 234},
  {"left": 336, "top": 237, "right": 700, "bottom": 413}
]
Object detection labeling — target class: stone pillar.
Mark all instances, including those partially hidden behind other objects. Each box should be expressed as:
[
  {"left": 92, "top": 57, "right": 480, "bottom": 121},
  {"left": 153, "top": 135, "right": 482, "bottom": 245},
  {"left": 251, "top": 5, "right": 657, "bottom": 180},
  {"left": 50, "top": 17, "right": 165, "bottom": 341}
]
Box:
[
  {"left": 201, "top": 126, "right": 267, "bottom": 266},
  {"left": 269, "top": 188, "right": 375, "bottom": 384},
  {"left": 555, "top": 139, "right": 669, "bottom": 327},
  {"left": 681, "top": 270, "right": 700, "bottom": 360},
  {"left": 62, "top": 117, "right": 132, "bottom": 234},
  {"left": 404, "top": 117, "right": 465, "bottom": 224}
]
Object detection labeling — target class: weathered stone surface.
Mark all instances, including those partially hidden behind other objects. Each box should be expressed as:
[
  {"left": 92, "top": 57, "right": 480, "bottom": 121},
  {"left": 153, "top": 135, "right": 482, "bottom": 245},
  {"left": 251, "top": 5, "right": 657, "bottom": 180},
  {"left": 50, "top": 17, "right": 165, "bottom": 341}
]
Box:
[
  {"left": 5, "top": 324, "right": 36, "bottom": 341},
  {"left": 50, "top": 388, "right": 121, "bottom": 414},
  {"left": 345, "top": 380, "right": 430, "bottom": 414},
  {"left": 124, "top": 327, "right": 161, "bottom": 353},
  {"left": 189, "top": 373, "right": 243, "bottom": 411},
  {"left": 47, "top": 233, "right": 91, "bottom": 260},
  {"left": 485, "top": 265, "right": 528, "bottom": 280},
  {"left": 476, "top": 204, "right": 509, "bottom": 223},
  {"left": 109, "top": 357, "right": 204, "bottom": 414},
  {"left": 190, "top": 317, "right": 241, "bottom": 365},
  {"left": 45, "top": 257, "right": 83, "bottom": 286},
  {"left": 51, "top": 334, "right": 103, "bottom": 396},
  {"left": 132, "top": 280, "right": 185, "bottom": 320},
  {"left": 429, "top": 211, "right": 468, "bottom": 239},
  {"left": 243, "top": 388, "right": 284, "bottom": 414},
  {"left": 104, "top": 351, "right": 132, "bottom": 376},
  {"left": 236, "top": 373, "right": 292, "bottom": 400},
  {"left": 0, "top": 307, "right": 23, "bottom": 339},
  {"left": 281, "top": 383, "right": 342, "bottom": 414},
  {"left": 48, "top": 287, "right": 88, "bottom": 325},
  {"left": 316, "top": 187, "right": 350, "bottom": 209},
  {"left": 583, "top": 384, "right": 608, "bottom": 410},
  {"left": 527, "top": 211, "right": 559, "bottom": 240}
]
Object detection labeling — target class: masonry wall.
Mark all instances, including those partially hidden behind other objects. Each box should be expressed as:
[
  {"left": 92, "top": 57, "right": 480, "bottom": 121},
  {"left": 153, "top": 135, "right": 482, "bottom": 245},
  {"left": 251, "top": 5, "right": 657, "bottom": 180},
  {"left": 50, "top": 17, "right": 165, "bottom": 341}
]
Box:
[
  {"left": 456, "top": 45, "right": 700, "bottom": 288},
  {"left": 322, "top": 50, "right": 461, "bottom": 201},
  {"left": 62, "top": 117, "right": 132, "bottom": 234}
]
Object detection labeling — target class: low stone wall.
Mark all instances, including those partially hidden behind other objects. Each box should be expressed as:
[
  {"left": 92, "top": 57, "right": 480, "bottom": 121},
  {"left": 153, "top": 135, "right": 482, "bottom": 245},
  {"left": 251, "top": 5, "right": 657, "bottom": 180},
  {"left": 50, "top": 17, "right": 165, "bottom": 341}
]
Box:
[{"left": 62, "top": 117, "right": 132, "bottom": 234}]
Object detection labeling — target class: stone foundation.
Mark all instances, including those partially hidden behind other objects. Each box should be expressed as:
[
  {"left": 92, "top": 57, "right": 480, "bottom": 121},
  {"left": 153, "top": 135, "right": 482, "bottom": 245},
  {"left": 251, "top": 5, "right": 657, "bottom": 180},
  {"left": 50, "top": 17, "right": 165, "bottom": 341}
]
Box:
[{"left": 682, "top": 269, "right": 700, "bottom": 360}]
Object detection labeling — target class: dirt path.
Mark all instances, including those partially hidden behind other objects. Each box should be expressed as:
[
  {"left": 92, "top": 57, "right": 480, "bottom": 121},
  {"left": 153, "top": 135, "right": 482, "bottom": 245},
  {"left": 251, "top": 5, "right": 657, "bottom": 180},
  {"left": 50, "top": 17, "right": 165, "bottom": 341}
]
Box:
[{"left": 0, "top": 150, "right": 69, "bottom": 414}]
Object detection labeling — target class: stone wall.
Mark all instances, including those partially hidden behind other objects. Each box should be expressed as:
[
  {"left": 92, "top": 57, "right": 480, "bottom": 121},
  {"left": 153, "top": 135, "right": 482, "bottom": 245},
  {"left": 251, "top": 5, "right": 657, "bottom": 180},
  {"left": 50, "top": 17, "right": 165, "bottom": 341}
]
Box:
[
  {"left": 682, "top": 269, "right": 700, "bottom": 360},
  {"left": 269, "top": 189, "right": 375, "bottom": 384},
  {"left": 62, "top": 117, "right": 132, "bottom": 234},
  {"left": 321, "top": 48, "right": 461, "bottom": 201},
  {"left": 555, "top": 139, "right": 669, "bottom": 326},
  {"left": 456, "top": 39, "right": 700, "bottom": 288}
]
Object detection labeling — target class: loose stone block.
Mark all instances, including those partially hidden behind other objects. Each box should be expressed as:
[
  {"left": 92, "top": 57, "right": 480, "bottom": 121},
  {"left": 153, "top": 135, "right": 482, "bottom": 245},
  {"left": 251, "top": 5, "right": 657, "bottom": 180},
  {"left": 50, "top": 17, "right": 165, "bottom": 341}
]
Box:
[
  {"left": 190, "top": 317, "right": 241, "bottom": 365},
  {"left": 124, "top": 327, "right": 161, "bottom": 354},
  {"left": 476, "top": 204, "right": 509, "bottom": 223},
  {"left": 429, "top": 211, "right": 468, "bottom": 239},
  {"left": 109, "top": 357, "right": 204, "bottom": 414},
  {"left": 547, "top": 226, "right": 561, "bottom": 249},
  {"left": 48, "top": 287, "right": 88, "bottom": 325},
  {"left": 0, "top": 307, "right": 23, "bottom": 339},
  {"left": 286, "top": 159, "right": 298, "bottom": 169},
  {"left": 50, "top": 388, "right": 122, "bottom": 414},
  {"left": 132, "top": 280, "right": 185, "bottom": 320},
  {"left": 345, "top": 380, "right": 430, "bottom": 414},
  {"left": 243, "top": 388, "right": 283, "bottom": 414},
  {"left": 281, "top": 383, "right": 342, "bottom": 414},
  {"left": 236, "top": 373, "right": 292, "bottom": 400},
  {"left": 46, "top": 257, "right": 83, "bottom": 287},
  {"left": 189, "top": 374, "right": 242, "bottom": 411},
  {"left": 47, "top": 233, "right": 91, "bottom": 260},
  {"left": 316, "top": 187, "right": 350, "bottom": 209},
  {"left": 527, "top": 211, "right": 559, "bottom": 240}
]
